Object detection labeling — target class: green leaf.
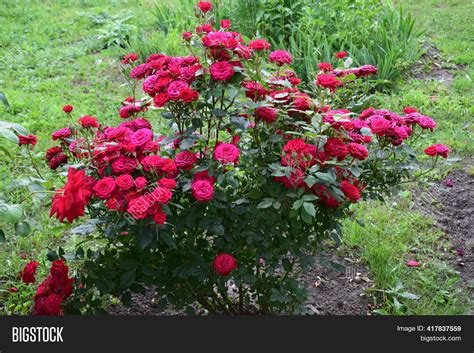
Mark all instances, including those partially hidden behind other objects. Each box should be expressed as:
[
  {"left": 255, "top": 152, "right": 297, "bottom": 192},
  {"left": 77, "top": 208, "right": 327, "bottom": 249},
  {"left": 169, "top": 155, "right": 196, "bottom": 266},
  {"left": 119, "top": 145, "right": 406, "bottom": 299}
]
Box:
[
  {"left": 0, "top": 127, "right": 19, "bottom": 144},
  {"left": 315, "top": 172, "right": 336, "bottom": 184},
  {"left": 0, "top": 145, "right": 12, "bottom": 158},
  {"left": 257, "top": 198, "right": 274, "bottom": 209},
  {"left": 120, "top": 271, "right": 136, "bottom": 288},
  {"left": 292, "top": 199, "right": 304, "bottom": 210},
  {"left": 15, "top": 221, "right": 31, "bottom": 237},
  {"left": 180, "top": 137, "right": 196, "bottom": 150},
  {"left": 0, "top": 203, "right": 22, "bottom": 224},
  {"left": 0, "top": 92, "right": 10, "bottom": 109},
  {"left": 397, "top": 292, "right": 419, "bottom": 300},
  {"left": 304, "top": 176, "right": 317, "bottom": 188},
  {"left": 303, "top": 202, "right": 316, "bottom": 217},
  {"left": 0, "top": 229, "right": 5, "bottom": 242}
]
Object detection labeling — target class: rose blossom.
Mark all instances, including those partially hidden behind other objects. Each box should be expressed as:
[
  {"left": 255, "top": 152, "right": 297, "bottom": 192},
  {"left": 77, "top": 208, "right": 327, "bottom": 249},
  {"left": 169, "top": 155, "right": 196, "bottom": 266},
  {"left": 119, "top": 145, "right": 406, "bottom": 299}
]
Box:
[
  {"left": 340, "top": 180, "right": 361, "bottom": 202},
  {"left": 20, "top": 261, "right": 40, "bottom": 284},
  {"left": 269, "top": 50, "right": 293, "bottom": 66},
  {"left": 318, "top": 62, "right": 333, "bottom": 72},
  {"left": 93, "top": 177, "right": 116, "bottom": 199},
  {"left": 324, "top": 138, "right": 349, "bottom": 159},
  {"left": 248, "top": 39, "right": 270, "bottom": 51},
  {"left": 77, "top": 115, "right": 99, "bottom": 128},
  {"left": 214, "top": 143, "right": 240, "bottom": 164},
  {"left": 348, "top": 143, "right": 369, "bottom": 160},
  {"left": 130, "top": 128, "right": 153, "bottom": 146},
  {"left": 197, "top": 1, "right": 212, "bottom": 12},
  {"left": 209, "top": 61, "right": 235, "bottom": 81},
  {"left": 175, "top": 151, "right": 197, "bottom": 170},
  {"left": 424, "top": 144, "right": 449, "bottom": 158},
  {"left": 50, "top": 168, "right": 94, "bottom": 223},
  {"left": 335, "top": 51, "right": 348, "bottom": 59},
  {"left": 212, "top": 253, "right": 237, "bottom": 276},
  {"left": 256, "top": 106, "right": 278, "bottom": 123},
  {"left": 316, "top": 74, "right": 343, "bottom": 91},
  {"left": 192, "top": 178, "right": 214, "bottom": 201},
  {"left": 115, "top": 174, "right": 134, "bottom": 190},
  {"left": 158, "top": 178, "right": 177, "bottom": 189},
  {"left": 167, "top": 80, "right": 190, "bottom": 100},
  {"left": 62, "top": 105, "right": 73, "bottom": 113},
  {"left": 18, "top": 134, "right": 38, "bottom": 146},
  {"left": 52, "top": 127, "right": 72, "bottom": 140}
]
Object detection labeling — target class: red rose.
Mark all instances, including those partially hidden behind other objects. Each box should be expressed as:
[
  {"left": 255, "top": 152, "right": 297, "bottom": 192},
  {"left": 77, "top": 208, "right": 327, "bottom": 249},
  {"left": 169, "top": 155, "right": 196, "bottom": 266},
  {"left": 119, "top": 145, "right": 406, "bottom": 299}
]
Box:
[
  {"left": 316, "top": 74, "right": 343, "bottom": 91},
  {"left": 152, "top": 186, "right": 173, "bottom": 204},
  {"left": 153, "top": 207, "right": 167, "bottom": 224},
  {"left": 121, "top": 53, "right": 138, "bottom": 64},
  {"left": 115, "top": 174, "right": 134, "bottom": 190},
  {"left": 18, "top": 134, "right": 38, "bottom": 146},
  {"left": 62, "top": 105, "right": 73, "bottom": 113},
  {"left": 20, "top": 261, "right": 39, "bottom": 284},
  {"left": 269, "top": 50, "right": 293, "bottom": 66},
  {"left": 179, "top": 87, "right": 199, "bottom": 103},
  {"left": 158, "top": 178, "right": 177, "bottom": 189},
  {"left": 323, "top": 138, "right": 349, "bottom": 159},
  {"left": 248, "top": 39, "right": 270, "bottom": 51},
  {"left": 135, "top": 176, "right": 147, "bottom": 190},
  {"left": 335, "top": 51, "right": 348, "bottom": 59},
  {"left": 256, "top": 106, "right": 277, "bottom": 123},
  {"left": 220, "top": 19, "right": 231, "bottom": 29},
  {"left": 93, "top": 177, "right": 116, "bottom": 199},
  {"left": 196, "top": 24, "right": 213, "bottom": 34},
  {"left": 192, "top": 179, "right": 214, "bottom": 201},
  {"left": 209, "top": 61, "right": 235, "bottom": 81},
  {"left": 214, "top": 143, "right": 240, "bottom": 164},
  {"left": 424, "top": 144, "right": 449, "bottom": 158},
  {"left": 153, "top": 93, "right": 170, "bottom": 108},
  {"left": 212, "top": 253, "right": 237, "bottom": 276},
  {"left": 318, "top": 62, "right": 333, "bottom": 72},
  {"left": 50, "top": 168, "right": 94, "bottom": 223},
  {"left": 182, "top": 31, "right": 193, "bottom": 41},
  {"left": 340, "top": 180, "right": 361, "bottom": 202},
  {"left": 141, "top": 155, "right": 177, "bottom": 174},
  {"left": 403, "top": 106, "right": 418, "bottom": 114},
  {"left": 167, "top": 80, "right": 190, "bottom": 100},
  {"left": 416, "top": 115, "right": 436, "bottom": 131},
  {"left": 130, "top": 128, "right": 153, "bottom": 146},
  {"left": 130, "top": 63, "right": 148, "bottom": 79},
  {"left": 127, "top": 197, "right": 151, "bottom": 219},
  {"left": 112, "top": 156, "right": 138, "bottom": 174},
  {"left": 48, "top": 153, "right": 68, "bottom": 170},
  {"left": 34, "top": 294, "right": 63, "bottom": 316},
  {"left": 52, "top": 127, "right": 72, "bottom": 140},
  {"left": 369, "top": 115, "right": 392, "bottom": 136},
  {"left": 77, "top": 115, "right": 99, "bottom": 128},
  {"left": 175, "top": 151, "right": 197, "bottom": 170},
  {"left": 348, "top": 143, "right": 369, "bottom": 160},
  {"left": 197, "top": 1, "right": 212, "bottom": 12}
]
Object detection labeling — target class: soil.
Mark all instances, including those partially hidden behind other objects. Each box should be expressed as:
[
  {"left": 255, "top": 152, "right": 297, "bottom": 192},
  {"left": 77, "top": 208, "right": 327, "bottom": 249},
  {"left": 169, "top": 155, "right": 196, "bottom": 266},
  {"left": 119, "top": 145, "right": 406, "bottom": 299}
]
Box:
[
  {"left": 412, "top": 162, "right": 474, "bottom": 308},
  {"left": 303, "top": 249, "right": 372, "bottom": 315},
  {"left": 412, "top": 46, "right": 458, "bottom": 85}
]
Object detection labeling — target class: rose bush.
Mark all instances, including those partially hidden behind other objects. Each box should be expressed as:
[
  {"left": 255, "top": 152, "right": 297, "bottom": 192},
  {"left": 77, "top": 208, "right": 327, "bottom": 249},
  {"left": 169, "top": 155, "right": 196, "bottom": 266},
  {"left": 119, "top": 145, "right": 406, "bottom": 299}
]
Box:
[{"left": 34, "top": 2, "right": 448, "bottom": 314}]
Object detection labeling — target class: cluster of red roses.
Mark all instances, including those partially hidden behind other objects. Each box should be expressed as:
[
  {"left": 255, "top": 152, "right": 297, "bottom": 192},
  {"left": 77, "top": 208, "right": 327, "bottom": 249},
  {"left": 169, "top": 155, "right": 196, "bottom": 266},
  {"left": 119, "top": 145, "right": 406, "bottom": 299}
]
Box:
[
  {"left": 38, "top": 1, "right": 450, "bottom": 286},
  {"left": 34, "top": 260, "right": 74, "bottom": 315},
  {"left": 16, "top": 260, "right": 73, "bottom": 315}
]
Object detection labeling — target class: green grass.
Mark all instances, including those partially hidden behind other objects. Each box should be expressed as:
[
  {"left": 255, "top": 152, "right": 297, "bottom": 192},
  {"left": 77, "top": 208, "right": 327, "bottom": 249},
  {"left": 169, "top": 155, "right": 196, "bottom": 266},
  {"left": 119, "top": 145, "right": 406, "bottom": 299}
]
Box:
[
  {"left": 343, "top": 201, "right": 469, "bottom": 314},
  {"left": 0, "top": 0, "right": 158, "bottom": 314}
]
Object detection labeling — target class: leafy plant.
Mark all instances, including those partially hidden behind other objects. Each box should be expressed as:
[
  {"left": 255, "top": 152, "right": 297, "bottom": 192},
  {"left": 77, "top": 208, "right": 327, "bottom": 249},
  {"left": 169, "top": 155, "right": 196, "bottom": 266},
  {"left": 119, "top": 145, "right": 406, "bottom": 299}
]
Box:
[{"left": 33, "top": 3, "right": 448, "bottom": 315}]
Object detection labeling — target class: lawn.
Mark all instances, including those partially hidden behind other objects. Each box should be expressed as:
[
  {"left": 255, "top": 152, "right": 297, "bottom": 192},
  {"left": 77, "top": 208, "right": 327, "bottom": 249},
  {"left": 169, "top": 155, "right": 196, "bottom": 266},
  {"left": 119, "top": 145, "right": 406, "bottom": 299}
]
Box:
[{"left": 0, "top": 0, "right": 472, "bottom": 315}]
